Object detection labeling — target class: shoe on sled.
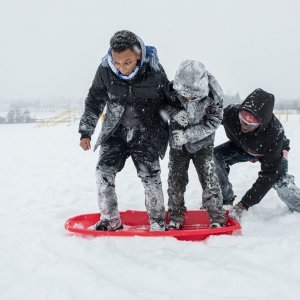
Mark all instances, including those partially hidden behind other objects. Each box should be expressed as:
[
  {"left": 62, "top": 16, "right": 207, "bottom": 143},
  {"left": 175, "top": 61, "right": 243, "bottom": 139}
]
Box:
[
  {"left": 166, "top": 220, "right": 183, "bottom": 230},
  {"left": 95, "top": 218, "right": 123, "bottom": 231},
  {"left": 210, "top": 222, "right": 222, "bottom": 229},
  {"left": 150, "top": 219, "right": 166, "bottom": 231}
]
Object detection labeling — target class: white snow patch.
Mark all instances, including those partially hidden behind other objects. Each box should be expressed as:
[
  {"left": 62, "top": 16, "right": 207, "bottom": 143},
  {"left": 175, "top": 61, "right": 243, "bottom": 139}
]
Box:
[{"left": 1, "top": 116, "right": 300, "bottom": 299}]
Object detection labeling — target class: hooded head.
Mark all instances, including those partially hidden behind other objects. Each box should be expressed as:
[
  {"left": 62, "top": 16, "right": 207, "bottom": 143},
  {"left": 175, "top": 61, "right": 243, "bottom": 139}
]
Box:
[
  {"left": 240, "top": 88, "right": 275, "bottom": 128},
  {"left": 238, "top": 110, "right": 261, "bottom": 133},
  {"left": 173, "top": 60, "right": 209, "bottom": 99}
]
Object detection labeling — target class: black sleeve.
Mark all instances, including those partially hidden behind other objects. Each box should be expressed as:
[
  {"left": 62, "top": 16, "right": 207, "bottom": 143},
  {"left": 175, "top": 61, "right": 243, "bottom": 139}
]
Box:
[
  {"left": 241, "top": 134, "right": 284, "bottom": 208},
  {"left": 78, "top": 66, "right": 109, "bottom": 139},
  {"left": 158, "top": 72, "right": 184, "bottom": 110}
]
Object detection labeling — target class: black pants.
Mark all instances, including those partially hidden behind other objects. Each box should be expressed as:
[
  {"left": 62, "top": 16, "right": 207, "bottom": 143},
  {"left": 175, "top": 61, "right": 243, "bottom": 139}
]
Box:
[
  {"left": 96, "top": 125, "right": 165, "bottom": 222},
  {"left": 167, "top": 145, "right": 226, "bottom": 224},
  {"left": 97, "top": 125, "right": 161, "bottom": 175},
  {"left": 213, "top": 141, "right": 255, "bottom": 204}
]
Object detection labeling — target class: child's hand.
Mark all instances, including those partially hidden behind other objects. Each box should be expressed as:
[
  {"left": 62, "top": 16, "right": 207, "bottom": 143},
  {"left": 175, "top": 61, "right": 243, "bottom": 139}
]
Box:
[
  {"left": 172, "top": 130, "right": 188, "bottom": 146},
  {"left": 173, "top": 110, "right": 188, "bottom": 127},
  {"left": 80, "top": 138, "right": 91, "bottom": 151}
]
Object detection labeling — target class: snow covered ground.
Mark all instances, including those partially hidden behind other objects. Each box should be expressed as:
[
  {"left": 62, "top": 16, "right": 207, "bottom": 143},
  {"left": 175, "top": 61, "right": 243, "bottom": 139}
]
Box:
[{"left": 1, "top": 115, "right": 300, "bottom": 300}]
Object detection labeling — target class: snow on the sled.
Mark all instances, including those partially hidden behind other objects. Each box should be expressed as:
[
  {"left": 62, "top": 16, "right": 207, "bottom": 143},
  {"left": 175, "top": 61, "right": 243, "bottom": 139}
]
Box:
[{"left": 0, "top": 117, "right": 300, "bottom": 300}]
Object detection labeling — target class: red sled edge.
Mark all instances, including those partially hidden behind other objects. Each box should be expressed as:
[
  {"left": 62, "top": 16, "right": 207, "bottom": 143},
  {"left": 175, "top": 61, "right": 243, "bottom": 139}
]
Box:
[{"left": 64, "top": 210, "right": 241, "bottom": 242}]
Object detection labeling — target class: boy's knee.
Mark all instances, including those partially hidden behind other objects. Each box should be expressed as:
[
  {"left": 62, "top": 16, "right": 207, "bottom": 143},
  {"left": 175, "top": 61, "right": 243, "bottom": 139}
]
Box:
[
  {"left": 139, "top": 170, "right": 162, "bottom": 185},
  {"left": 96, "top": 169, "right": 116, "bottom": 187}
]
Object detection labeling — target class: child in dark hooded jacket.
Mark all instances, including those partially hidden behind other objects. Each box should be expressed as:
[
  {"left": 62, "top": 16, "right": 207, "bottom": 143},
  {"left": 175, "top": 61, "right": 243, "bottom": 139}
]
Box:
[
  {"left": 214, "top": 88, "right": 300, "bottom": 221},
  {"left": 166, "top": 60, "right": 226, "bottom": 229}
]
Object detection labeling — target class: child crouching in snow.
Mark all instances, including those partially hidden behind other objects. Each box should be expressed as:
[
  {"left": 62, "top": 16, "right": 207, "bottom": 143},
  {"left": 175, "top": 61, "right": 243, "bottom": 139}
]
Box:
[{"left": 166, "top": 60, "right": 226, "bottom": 229}]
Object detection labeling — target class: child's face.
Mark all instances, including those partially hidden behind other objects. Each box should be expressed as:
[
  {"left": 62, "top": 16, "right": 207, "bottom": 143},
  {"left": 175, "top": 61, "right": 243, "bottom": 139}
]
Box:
[
  {"left": 111, "top": 49, "right": 141, "bottom": 76},
  {"left": 240, "top": 122, "right": 258, "bottom": 133}
]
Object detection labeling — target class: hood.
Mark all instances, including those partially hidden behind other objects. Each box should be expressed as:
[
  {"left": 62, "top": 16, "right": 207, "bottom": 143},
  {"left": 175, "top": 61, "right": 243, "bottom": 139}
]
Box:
[
  {"left": 173, "top": 60, "right": 209, "bottom": 99},
  {"left": 101, "top": 36, "right": 160, "bottom": 80},
  {"left": 240, "top": 88, "right": 274, "bottom": 128}
]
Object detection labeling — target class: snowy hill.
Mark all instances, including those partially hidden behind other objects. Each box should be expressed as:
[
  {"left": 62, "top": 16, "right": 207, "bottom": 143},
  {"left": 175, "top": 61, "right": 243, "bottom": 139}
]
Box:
[{"left": 1, "top": 116, "right": 300, "bottom": 300}]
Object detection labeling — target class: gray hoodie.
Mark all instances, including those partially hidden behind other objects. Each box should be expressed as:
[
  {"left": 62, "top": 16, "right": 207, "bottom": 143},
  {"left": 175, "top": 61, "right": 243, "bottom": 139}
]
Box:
[{"left": 171, "top": 60, "right": 224, "bottom": 153}]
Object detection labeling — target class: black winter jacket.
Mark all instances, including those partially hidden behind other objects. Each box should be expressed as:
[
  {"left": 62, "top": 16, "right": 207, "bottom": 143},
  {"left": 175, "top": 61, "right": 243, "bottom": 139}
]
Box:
[
  {"left": 222, "top": 88, "right": 290, "bottom": 207},
  {"left": 79, "top": 62, "right": 181, "bottom": 158}
]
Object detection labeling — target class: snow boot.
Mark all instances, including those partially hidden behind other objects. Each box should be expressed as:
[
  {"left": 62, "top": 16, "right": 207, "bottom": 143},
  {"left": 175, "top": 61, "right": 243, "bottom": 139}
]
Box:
[
  {"left": 95, "top": 218, "right": 123, "bottom": 231},
  {"left": 166, "top": 219, "right": 183, "bottom": 230},
  {"left": 210, "top": 222, "right": 223, "bottom": 228},
  {"left": 150, "top": 219, "right": 165, "bottom": 231}
]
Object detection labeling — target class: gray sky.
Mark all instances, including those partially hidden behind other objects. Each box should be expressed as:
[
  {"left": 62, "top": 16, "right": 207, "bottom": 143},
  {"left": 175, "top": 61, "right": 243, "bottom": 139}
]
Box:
[{"left": 1, "top": 0, "right": 300, "bottom": 101}]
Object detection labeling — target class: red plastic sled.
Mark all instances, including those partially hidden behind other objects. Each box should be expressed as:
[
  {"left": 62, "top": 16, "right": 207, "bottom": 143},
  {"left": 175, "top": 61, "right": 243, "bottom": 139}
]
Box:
[{"left": 65, "top": 210, "right": 241, "bottom": 241}]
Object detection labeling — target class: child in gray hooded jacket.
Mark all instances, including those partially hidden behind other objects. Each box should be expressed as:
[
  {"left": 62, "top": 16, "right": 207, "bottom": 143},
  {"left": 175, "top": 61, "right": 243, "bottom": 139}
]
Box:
[{"left": 167, "top": 60, "right": 226, "bottom": 229}]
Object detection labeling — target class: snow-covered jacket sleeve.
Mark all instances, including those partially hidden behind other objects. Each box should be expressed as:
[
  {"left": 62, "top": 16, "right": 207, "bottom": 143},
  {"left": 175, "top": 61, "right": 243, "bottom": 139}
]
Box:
[
  {"left": 184, "top": 95, "right": 223, "bottom": 143},
  {"left": 79, "top": 66, "right": 109, "bottom": 139},
  {"left": 184, "top": 72, "right": 223, "bottom": 142}
]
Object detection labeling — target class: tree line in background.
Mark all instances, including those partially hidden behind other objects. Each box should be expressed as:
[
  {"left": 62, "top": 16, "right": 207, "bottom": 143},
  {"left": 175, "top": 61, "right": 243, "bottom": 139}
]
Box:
[{"left": 1, "top": 94, "right": 300, "bottom": 114}]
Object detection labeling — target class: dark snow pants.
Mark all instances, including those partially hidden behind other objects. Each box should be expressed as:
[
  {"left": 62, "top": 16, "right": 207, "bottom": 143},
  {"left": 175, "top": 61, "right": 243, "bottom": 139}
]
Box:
[
  {"left": 96, "top": 125, "right": 165, "bottom": 223},
  {"left": 214, "top": 141, "right": 300, "bottom": 212},
  {"left": 167, "top": 145, "right": 226, "bottom": 225}
]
